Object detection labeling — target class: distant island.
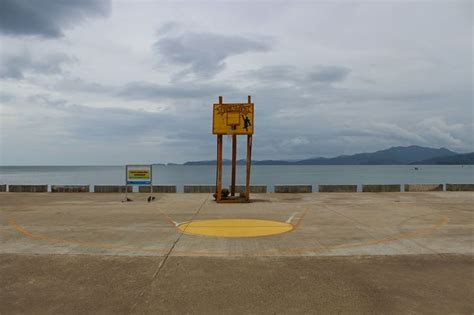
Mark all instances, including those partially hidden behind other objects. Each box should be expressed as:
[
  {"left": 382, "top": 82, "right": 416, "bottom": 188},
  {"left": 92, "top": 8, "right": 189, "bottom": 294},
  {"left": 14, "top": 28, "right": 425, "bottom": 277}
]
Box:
[{"left": 181, "top": 145, "right": 474, "bottom": 165}]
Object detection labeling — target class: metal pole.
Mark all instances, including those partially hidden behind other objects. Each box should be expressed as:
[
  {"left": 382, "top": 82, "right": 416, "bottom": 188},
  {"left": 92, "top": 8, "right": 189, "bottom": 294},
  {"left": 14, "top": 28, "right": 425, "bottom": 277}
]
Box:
[
  {"left": 149, "top": 165, "right": 153, "bottom": 198},
  {"left": 124, "top": 165, "right": 129, "bottom": 201}
]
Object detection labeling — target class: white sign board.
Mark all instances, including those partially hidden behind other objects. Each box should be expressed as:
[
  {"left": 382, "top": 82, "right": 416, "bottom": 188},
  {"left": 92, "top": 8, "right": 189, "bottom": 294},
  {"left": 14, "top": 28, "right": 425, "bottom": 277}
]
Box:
[{"left": 126, "top": 165, "right": 152, "bottom": 185}]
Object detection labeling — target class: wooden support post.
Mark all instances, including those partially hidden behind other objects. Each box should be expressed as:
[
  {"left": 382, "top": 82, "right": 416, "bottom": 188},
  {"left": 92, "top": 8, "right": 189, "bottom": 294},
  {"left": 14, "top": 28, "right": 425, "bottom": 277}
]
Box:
[
  {"left": 245, "top": 95, "right": 252, "bottom": 201},
  {"left": 231, "top": 135, "right": 237, "bottom": 196},
  {"left": 245, "top": 134, "right": 252, "bottom": 201},
  {"left": 215, "top": 95, "right": 223, "bottom": 202},
  {"left": 216, "top": 134, "right": 223, "bottom": 201}
]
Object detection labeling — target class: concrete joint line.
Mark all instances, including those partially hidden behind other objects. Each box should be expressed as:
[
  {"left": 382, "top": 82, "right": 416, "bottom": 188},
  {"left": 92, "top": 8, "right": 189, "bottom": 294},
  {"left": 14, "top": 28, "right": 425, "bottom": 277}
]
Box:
[
  {"left": 395, "top": 212, "right": 449, "bottom": 257},
  {"left": 403, "top": 237, "right": 444, "bottom": 257},
  {"left": 321, "top": 204, "right": 449, "bottom": 254},
  {"left": 319, "top": 204, "right": 399, "bottom": 248},
  {"left": 129, "top": 195, "right": 210, "bottom": 312}
]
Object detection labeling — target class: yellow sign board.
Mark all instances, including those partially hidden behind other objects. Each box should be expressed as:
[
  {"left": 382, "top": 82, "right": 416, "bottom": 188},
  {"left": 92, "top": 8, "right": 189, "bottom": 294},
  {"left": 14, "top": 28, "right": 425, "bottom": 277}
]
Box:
[
  {"left": 212, "top": 103, "right": 254, "bottom": 135},
  {"left": 126, "top": 165, "right": 152, "bottom": 185}
]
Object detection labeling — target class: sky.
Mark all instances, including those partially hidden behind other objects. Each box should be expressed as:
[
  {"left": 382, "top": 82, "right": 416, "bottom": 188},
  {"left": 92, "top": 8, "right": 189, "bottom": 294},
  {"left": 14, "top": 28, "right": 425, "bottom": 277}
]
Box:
[{"left": 0, "top": 0, "right": 472, "bottom": 165}]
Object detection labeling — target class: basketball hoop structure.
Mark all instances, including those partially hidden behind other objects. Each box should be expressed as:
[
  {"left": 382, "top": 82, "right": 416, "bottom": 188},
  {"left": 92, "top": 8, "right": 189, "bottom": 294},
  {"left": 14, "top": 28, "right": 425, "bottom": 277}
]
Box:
[{"left": 212, "top": 95, "right": 254, "bottom": 203}]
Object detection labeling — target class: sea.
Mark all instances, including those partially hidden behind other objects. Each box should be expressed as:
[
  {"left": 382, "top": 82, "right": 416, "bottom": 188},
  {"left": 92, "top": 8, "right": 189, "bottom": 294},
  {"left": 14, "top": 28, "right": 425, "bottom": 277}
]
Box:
[{"left": 0, "top": 165, "right": 472, "bottom": 192}]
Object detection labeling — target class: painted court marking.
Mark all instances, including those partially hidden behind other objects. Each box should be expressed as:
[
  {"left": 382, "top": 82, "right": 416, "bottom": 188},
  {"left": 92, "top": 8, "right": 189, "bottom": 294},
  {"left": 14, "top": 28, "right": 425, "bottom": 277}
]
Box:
[
  {"left": 7, "top": 212, "right": 450, "bottom": 256},
  {"left": 7, "top": 218, "right": 168, "bottom": 255},
  {"left": 177, "top": 219, "right": 294, "bottom": 237}
]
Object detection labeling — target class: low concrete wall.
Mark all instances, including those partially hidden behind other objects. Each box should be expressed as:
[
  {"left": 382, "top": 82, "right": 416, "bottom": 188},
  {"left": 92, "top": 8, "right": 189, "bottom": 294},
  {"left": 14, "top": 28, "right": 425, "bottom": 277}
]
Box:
[
  {"left": 405, "top": 184, "right": 443, "bottom": 192},
  {"left": 235, "top": 185, "right": 267, "bottom": 193},
  {"left": 319, "top": 185, "right": 357, "bottom": 193},
  {"left": 274, "top": 185, "right": 312, "bottom": 193},
  {"left": 51, "top": 185, "right": 90, "bottom": 193},
  {"left": 446, "top": 184, "right": 474, "bottom": 191},
  {"left": 184, "top": 185, "right": 215, "bottom": 193},
  {"left": 138, "top": 185, "right": 177, "bottom": 193},
  {"left": 6, "top": 183, "right": 471, "bottom": 193},
  {"left": 94, "top": 185, "right": 132, "bottom": 193},
  {"left": 362, "top": 184, "right": 401, "bottom": 192},
  {"left": 8, "top": 185, "right": 48, "bottom": 193}
]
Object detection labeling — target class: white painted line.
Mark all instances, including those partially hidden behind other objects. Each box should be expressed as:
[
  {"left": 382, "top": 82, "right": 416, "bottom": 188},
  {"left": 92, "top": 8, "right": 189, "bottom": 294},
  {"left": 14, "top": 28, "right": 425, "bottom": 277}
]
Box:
[{"left": 286, "top": 212, "right": 298, "bottom": 223}]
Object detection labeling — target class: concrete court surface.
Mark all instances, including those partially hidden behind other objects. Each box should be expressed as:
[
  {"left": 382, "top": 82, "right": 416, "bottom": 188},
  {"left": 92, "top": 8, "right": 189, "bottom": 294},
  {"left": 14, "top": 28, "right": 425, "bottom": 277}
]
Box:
[{"left": 0, "top": 192, "right": 473, "bottom": 314}]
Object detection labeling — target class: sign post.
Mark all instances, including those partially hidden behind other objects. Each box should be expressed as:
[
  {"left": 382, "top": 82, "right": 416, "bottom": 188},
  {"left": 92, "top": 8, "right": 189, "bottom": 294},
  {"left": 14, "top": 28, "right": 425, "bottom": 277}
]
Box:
[
  {"left": 125, "top": 165, "right": 152, "bottom": 201},
  {"left": 212, "top": 95, "right": 254, "bottom": 203}
]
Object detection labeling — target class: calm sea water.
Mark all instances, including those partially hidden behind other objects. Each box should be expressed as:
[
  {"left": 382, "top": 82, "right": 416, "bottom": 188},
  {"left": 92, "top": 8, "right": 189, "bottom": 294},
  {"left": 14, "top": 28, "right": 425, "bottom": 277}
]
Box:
[{"left": 0, "top": 165, "right": 472, "bottom": 192}]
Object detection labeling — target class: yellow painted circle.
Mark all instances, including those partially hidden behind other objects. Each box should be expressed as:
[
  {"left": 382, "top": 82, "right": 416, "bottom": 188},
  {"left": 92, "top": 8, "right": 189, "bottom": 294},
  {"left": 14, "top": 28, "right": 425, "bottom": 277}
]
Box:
[{"left": 177, "top": 219, "right": 294, "bottom": 238}]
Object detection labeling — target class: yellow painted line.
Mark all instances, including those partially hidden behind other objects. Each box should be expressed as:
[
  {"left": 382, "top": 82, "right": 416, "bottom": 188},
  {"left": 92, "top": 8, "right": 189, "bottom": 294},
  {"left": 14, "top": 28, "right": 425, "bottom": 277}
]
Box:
[
  {"left": 9, "top": 218, "right": 43, "bottom": 240},
  {"left": 177, "top": 219, "right": 294, "bottom": 237},
  {"left": 293, "top": 209, "right": 308, "bottom": 228},
  {"left": 332, "top": 215, "right": 450, "bottom": 250},
  {"left": 8, "top": 214, "right": 450, "bottom": 256},
  {"left": 173, "top": 214, "right": 450, "bottom": 254},
  {"left": 8, "top": 218, "right": 167, "bottom": 255}
]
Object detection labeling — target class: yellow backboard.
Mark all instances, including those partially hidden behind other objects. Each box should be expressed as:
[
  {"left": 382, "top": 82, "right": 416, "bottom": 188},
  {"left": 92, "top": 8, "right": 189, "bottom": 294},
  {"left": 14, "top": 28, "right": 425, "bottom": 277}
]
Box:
[{"left": 213, "top": 103, "right": 254, "bottom": 135}]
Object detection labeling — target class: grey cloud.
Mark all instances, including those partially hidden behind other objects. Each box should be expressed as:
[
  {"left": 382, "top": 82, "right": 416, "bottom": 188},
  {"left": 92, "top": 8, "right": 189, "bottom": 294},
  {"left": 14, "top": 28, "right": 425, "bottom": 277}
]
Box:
[
  {"left": 115, "top": 81, "right": 238, "bottom": 101},
  {"left": 245, "top": 65, "right": 443, "bottom": 114},
  {"left": 50, "top": 77, "right": 240, "bottom": 103},
  {"left": 337, "top": 122, "right": 426, "bottom": 144},
  {"left": 248, "top": 65, "right": 300, "bottom": 83},
  {"left": 65, "top": 106, "right": 170, "bottom": 140},
  {"left": 252, "top": 117, "right": 473, "bottom": 160},
  {"left": 0, "top": 49, "right": 75, "bottom": 79},
  {"left": 4, "top": 89, "right": 473, "bottom": 164},
  {"left": 1, "top": 1, "right": 472, "bottom": 164},
  {"left": 25, "top": 94, "right": 178, "bottom": 140},
  {"left": 17, "top": 95, "right": 217, "bottom": 162},
  {"left": 0, "top": 92, "right": 15, "bottom": 103},
  {"left": 417, "top": 117, "right": 473, "bottom": 151},
  {"left": 234, "top": 78, "right": 472, "bottom": 158},
  {"left": 307, "top": 66, "right": 351, "bottom": 83},
  {"left": 26, "top": 93, "right": 68, "bottom": 108},
  {"left": 34, "top": 69, "right": 469, "bottom": 160},
  {"left": 156, "top": 22, "right": 181, "bottom": 36},
  {"left": 154, "top": 30, "right": 272, "bottom": 78},
  {"left": 0, "top": 0, "right": 110, "bottom": 38},
  {"left": 54, "top": 77, "right": 113, "bottom": 94},
  {"left": 246, "top": 64, "right": 351, "bottom": 87}
]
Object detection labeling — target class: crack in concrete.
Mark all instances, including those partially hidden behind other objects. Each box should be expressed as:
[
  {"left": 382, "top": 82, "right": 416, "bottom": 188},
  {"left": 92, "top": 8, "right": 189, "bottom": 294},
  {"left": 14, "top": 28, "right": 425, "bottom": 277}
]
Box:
[{"left": 129, "top": 194, "right": 210, "bottom": 312}]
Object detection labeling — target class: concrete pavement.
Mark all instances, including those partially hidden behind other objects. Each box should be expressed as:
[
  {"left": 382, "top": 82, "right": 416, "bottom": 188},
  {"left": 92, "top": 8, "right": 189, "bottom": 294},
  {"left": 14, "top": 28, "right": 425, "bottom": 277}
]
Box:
[{"left": 1, "top": 192, "right": 473, "bottom": 313}]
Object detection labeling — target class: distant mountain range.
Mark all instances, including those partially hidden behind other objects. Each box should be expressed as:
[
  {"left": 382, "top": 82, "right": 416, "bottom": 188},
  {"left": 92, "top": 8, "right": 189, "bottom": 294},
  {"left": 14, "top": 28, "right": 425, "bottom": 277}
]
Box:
[
  {"left": 182, "top": 145, "right": 473, "bottom": 165},
  {"left": 410, "top": 152, "right": 474, "bottom": 165}
]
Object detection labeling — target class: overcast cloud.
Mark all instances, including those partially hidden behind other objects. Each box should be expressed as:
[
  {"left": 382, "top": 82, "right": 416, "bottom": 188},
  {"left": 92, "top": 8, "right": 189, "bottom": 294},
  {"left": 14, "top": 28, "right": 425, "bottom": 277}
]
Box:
[
  {"left": 0, "top": 0, "right": 110, "bottom": 37},
  {"left": 0, "top": 0, "right": 472, "bottom": 165},
  {"left": 0, "top": 48, "right": 75, "bottom": 79},
  {"left": 154, "top": 29, "right": 272, "bottom": 79}
]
